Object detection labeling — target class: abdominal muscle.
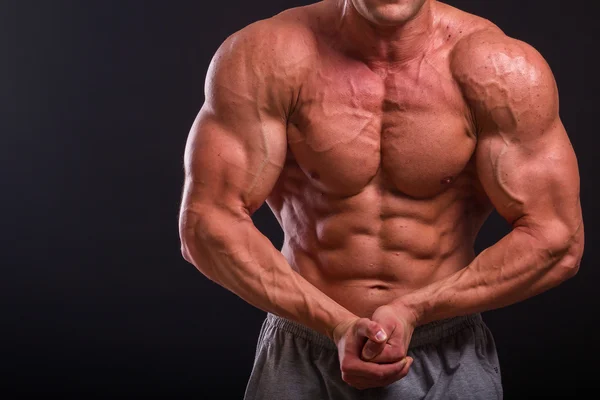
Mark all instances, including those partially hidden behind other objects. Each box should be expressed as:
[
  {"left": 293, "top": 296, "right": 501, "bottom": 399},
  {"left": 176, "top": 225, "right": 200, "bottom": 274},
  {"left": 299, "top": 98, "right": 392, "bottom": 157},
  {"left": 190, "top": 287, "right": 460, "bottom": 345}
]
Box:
[{"left": 271, "top": 176, "right": 488, "bottom": 318}]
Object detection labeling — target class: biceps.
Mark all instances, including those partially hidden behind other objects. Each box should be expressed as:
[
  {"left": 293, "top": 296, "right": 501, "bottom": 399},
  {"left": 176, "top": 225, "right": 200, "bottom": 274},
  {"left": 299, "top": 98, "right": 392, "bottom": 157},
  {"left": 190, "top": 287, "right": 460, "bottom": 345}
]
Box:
[
  {"left": 182, "top": 109, "right": 287, "bottom": 215},
  {"left": 475, "top": 123, "right": 581, "bottom": 231}
]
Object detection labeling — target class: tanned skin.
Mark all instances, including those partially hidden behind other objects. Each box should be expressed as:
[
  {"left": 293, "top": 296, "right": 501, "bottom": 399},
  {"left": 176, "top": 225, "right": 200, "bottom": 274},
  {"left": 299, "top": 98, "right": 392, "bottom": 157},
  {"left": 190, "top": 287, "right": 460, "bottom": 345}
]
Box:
[{"left": 179, "top": 0, "right": 584, "bottom": 390}]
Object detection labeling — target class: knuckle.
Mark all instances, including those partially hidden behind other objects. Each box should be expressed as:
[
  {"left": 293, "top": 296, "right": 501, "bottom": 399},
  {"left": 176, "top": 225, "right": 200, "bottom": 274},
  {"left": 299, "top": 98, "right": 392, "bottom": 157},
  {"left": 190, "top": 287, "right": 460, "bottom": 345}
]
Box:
[
  {"left": 393, "top": 347, "right": 406, "bottom": 359},
  {"left": 368, "top": 321, "right": 379, "bottom": 335},
  {"left": 394, "top": 363, "right": 406, "bottom": 374},
  {"left": 340, "top": 361, "right": 356, "bottom": 375},
  {"left": 375, "top": 370, "right": 387, "bottom": 380}
]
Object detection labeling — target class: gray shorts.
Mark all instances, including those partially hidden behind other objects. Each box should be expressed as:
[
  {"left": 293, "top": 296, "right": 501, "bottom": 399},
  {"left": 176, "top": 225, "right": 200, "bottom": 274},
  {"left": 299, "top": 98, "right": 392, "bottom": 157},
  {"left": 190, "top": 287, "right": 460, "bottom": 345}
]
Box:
[{"left": 244, "top": 313, "right": 502, "bottom": 399}]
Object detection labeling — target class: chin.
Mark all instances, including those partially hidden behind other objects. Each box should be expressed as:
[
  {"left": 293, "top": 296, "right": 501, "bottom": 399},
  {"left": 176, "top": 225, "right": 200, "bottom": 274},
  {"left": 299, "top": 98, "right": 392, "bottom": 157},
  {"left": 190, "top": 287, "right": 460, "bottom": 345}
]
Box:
[{"left": 354, "top": 0, "right": 427, "bottom": 26}]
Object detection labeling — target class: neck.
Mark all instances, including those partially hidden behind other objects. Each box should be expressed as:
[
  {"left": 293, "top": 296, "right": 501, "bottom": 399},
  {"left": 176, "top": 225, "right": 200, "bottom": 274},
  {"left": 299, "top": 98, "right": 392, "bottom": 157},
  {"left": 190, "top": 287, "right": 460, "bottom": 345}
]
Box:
[{"left": 333, "top": 0, "right": 434, "bottom": 66}]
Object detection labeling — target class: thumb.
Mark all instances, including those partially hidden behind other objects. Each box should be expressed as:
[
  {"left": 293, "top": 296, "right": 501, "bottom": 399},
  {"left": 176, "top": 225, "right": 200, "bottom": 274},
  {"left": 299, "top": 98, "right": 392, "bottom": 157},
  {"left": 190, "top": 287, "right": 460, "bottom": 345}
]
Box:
[
  {"left": 355, "top": 319, "right": 388, "bottom": 361},
  {"left": 355, "top": 319, "right": 387, "bottom": 343},
  {"left": 361, "top": 338, "right": 387, "bottom": 361}
]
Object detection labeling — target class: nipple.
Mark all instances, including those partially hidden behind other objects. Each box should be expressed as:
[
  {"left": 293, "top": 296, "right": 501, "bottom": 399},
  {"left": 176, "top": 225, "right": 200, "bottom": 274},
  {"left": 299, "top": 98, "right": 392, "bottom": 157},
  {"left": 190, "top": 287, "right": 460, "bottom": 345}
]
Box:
[{"left": 441, "top": 176, "right": 454, "bottom": 185}]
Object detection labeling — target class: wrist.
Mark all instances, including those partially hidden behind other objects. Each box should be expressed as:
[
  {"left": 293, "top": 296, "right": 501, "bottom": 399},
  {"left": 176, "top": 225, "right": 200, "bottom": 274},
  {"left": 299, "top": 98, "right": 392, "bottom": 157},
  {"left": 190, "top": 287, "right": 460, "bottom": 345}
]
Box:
[
  {"left": 390, "top": 298, "right": 422, "bottom": 327},
  {"left": 330, "top": 316, "right": 359, "bottom": 344}
]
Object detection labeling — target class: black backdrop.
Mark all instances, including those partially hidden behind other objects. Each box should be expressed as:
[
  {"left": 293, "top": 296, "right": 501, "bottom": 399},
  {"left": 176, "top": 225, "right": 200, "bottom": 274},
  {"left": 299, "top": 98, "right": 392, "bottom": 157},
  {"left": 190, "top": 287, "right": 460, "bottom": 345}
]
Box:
[{"left": 4, "top": 0, "right": 599, "bottom": 398}]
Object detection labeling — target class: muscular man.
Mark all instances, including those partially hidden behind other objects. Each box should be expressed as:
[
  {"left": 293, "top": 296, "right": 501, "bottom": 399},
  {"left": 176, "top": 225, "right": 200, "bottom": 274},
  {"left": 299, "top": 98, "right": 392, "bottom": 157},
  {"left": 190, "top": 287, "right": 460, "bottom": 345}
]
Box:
[{"left": 178, "top": 0, "right": 584, "bottom": 398}]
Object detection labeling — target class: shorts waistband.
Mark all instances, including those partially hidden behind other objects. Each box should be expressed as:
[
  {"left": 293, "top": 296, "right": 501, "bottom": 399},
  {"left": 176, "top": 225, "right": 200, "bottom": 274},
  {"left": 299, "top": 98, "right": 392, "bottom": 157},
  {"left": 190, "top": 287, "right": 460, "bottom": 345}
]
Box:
[{"left": 265, "top": 313, "right": 483, "bottom": 350}]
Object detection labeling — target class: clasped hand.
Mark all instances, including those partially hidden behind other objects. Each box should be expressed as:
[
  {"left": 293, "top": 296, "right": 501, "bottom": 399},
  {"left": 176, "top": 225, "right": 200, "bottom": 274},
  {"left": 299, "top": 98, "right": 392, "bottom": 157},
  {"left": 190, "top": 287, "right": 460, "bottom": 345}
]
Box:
[{"left": 333, "top": 305, "right": 416, "bottom": 390}]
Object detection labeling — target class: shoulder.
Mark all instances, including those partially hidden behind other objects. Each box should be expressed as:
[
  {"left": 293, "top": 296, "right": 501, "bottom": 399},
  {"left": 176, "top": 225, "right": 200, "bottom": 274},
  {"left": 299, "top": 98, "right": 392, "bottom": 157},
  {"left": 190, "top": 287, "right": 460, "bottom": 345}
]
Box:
[
  {"left": 436, "top": 2, "right": 553, "bottom": 92},
  {"left": 450, "top": 27, "right": 557, "bottom": 103},
  {"left": 438, "top": 0, "right": 555, "bottom": 99},
  {"left": 203, "top": 10, "right": 318, "bottom": 117},
  {"left": 207, "top": 11, "right": 317, "bottom": 86},
  {"left": 451, "top": 26, "right": 551, "bottom": 76},
  {"left": 449, "top": 26, "right": 558, "bottom": 132}
]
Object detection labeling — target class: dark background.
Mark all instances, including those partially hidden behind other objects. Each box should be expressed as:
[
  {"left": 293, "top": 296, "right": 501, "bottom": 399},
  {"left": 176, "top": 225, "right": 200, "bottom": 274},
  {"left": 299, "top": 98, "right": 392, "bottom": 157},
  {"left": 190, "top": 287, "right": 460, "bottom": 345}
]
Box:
[{"left": 4, "top": 0, "right": 598, "bottom": 398}]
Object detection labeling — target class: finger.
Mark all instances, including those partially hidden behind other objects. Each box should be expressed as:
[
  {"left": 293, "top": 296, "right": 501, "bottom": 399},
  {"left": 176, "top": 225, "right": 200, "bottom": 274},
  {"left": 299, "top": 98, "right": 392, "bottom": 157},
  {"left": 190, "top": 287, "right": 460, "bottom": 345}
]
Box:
[
  {"left": 344, "top": 356, "right": 408, "bottom": 380},
  {"left": 355, "top": 319, "right": 387, "bottom": 360},
  {"left": 342, "top": 357, "right": 412, "bottom": 389},
  {"left": 355, "top": 319, "right": 387, "bottom": 343},
  {"left": 379, "top": 356, "right": 414, "bottom": 386},
  {"left": 367, "top": 342, "right": 406, "bottom": 364},
  {"left": 361, "top": 338, "right": 387, "bottom": 361},
  {"left": 341, "top": 369, "right": 390, "bottom": 390}
]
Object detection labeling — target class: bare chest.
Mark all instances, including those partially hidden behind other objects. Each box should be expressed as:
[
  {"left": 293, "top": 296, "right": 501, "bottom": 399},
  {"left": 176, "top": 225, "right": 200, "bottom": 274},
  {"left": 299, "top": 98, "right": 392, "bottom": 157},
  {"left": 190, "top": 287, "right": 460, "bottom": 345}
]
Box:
[{"left": 287, "top": 55, "right": 476, "bottom": 198}]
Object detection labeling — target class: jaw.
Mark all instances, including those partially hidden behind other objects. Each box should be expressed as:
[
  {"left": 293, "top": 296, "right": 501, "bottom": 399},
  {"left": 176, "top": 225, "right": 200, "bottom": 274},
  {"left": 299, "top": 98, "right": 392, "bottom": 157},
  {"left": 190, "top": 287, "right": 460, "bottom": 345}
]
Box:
[{"left": 352, "top": 0, "right": 429, "bottom": 27}]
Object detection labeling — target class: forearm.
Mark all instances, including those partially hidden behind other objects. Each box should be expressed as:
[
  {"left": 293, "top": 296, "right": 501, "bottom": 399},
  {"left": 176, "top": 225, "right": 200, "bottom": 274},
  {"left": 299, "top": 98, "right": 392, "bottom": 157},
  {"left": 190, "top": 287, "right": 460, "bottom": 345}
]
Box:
[
  {"left": 180, "top": 207, "right": 356, "bottom": 339},
  {"left": 392, "top": 224, "right": 583, "bottom": 326}
]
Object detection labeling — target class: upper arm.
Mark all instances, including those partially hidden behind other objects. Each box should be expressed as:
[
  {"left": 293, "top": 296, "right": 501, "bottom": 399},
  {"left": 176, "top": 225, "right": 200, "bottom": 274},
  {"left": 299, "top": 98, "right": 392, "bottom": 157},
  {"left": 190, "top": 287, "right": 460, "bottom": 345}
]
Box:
[
  {"left": 180, "top": 21, "right": 310, "bottom": 221},
  {"left": 451, "top": 30, "right": 582, "bottom": 248}
]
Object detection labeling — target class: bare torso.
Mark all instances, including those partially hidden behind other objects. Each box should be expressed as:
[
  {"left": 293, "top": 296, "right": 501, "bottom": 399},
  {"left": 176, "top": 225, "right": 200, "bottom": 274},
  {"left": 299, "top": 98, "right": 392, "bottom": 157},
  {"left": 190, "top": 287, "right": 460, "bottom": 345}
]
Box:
[
  {"left": 266, "top": 2, "right": 494, "bottom": 317},
  {"left": 182, "top": 0, "right": 582, "bottom": 348}
]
